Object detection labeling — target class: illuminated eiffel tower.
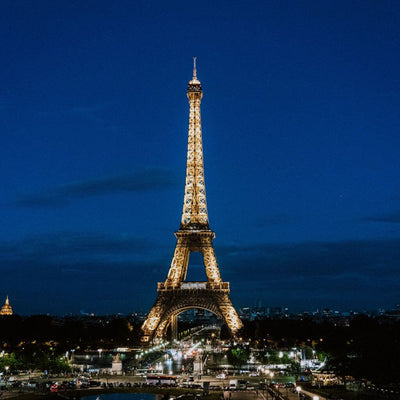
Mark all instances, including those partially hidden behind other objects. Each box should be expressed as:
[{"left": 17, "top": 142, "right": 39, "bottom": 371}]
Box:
[{"left": 141, "top": 60, "right": 242, "bottom": 343}]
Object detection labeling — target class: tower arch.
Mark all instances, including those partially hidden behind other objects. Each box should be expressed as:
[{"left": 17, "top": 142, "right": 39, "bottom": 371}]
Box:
[{"left": 154, "top": 301, "right": 225, "bottom": 340}]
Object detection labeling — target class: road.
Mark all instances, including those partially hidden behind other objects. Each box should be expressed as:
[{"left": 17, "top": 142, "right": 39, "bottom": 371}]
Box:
[
  {"left": 221, "top": 387, "right": 326, "bottom": 400},
  {"left": 223, "top": 390, "right": 263, "bottom": 400}
]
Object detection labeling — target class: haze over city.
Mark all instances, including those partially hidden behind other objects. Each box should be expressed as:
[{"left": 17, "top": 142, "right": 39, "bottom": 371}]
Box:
[{"left": 1, "top": 1, "right": 399, "bottom": 315}]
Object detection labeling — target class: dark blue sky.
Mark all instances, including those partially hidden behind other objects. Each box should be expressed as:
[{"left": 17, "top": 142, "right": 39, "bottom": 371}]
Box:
[{"left": 1, "top": 1, "right": 400, "bottom": 315}]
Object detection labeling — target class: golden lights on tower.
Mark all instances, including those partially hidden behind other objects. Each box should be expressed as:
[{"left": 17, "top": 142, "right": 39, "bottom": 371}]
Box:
[{"left": 141, "top": 60, "right": 242, "bottom": 343}]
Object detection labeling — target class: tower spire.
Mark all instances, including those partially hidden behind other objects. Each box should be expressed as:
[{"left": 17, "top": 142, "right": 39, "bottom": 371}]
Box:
[
  {"left": 189, "top": 57, "right": 201, "bottom": 86},
  {"left": 193, "top": 56, "right": 197, "bottom": 80}
]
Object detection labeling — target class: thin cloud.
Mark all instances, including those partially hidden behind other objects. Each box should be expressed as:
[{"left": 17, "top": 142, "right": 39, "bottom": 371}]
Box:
[
  {"left": 13, "top": 168, "right": 177, "bottom": 208},
  {"left": 217, "top": 238, "right": 400, "bottom": 309},
  {"left": 1, "top": 234, "right": 399, "bottom": 313},
  {"left": 0, "top": 232, "right": 166, "bottom": 314},
  {"left": 362, "top": 211, "right": 400, "bottom": 224},
  {"left": 0, "top": 232, "right": 157, "bottom": 262},
  {"left": 219, "top": 238, "right": 400, "bottom": 279}
]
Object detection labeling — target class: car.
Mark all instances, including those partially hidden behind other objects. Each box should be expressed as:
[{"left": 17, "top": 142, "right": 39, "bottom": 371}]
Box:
[{"left": 190, "top": 384, "right": 202, "bottom": 389}]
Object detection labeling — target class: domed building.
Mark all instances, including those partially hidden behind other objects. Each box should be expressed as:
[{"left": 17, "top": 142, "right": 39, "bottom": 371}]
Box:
[{"left": 0, "top": 296, "right": 13, "bottom": 315}]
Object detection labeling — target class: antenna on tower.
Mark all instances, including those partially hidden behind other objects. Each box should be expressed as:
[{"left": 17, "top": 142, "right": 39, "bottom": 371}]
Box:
[{"left": 193, "top": 57, "right": 197, "bottom": 79}]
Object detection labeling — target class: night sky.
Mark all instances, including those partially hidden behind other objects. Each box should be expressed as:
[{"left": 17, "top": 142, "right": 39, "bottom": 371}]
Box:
[{"left": 1, "top": 1, "right": 400, "bottom": 315}]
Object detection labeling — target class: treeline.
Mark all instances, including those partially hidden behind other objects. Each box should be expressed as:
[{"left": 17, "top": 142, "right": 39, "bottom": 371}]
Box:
[
  {"left": 0, "top": 315, "right": 143, "bottom": 374},
  {"left": 240, "top": 315, "right": 400, "bottom": 385},
  {"left": 0, "top": 350, "right": 70, "bottom": 374},
  {"left": 0, "top": 315, "right": 142, "bottom": 349}
]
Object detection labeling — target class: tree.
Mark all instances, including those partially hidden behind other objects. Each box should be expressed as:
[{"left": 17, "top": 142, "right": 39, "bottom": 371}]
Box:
[
  {"left": 226, "top": 347, "right": 250, "bottom": 372},
  {"left": 0, "top": 353, "right": 23, "bottom": 373}
]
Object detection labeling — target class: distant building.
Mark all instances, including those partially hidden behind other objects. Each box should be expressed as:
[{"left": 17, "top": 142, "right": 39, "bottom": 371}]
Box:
[
  {"left": 383, "top": 306, "right": 400, "bottom": 321},
  {"left": 269, "top": 307, "right": 289, "bottom": 318},
  {"left": 238, "top": 307, "right": 266, "bottom": 321},
  {"left": 0, "top": 296, "right": 13, "bottom": 315}
]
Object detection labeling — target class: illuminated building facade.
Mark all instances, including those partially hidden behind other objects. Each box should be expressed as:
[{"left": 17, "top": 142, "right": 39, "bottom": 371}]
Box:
[
  {"left": 0, "top": 296, "right": 13, "bottom": 315},
  {"left": 141, "top": 60, "right": 242, "bottom": 342}
]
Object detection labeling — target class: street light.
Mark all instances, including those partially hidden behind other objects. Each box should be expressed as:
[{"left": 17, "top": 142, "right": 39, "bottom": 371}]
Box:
[
  {"left": 269, "top": 372, "right": 274, "bottom": 389},
  {"left": 313, "top": 397, "right": 319, "bottom": 400},
  {"left": 296, "top": 386, "right": 301, "bottom": 398}
]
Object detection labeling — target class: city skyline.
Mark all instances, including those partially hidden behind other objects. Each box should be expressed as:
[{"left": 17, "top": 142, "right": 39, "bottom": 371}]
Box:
[{"left": 1, "top": 1, "right": 400, "bottom": 314}]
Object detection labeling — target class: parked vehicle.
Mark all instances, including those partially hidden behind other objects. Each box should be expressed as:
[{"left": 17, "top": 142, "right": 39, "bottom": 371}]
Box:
[{"left": 238, "top": 379, "right": 247, "bottom": 390}]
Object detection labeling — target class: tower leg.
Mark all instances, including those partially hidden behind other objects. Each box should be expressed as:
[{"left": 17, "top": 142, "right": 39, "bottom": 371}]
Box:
[
  {"left": 219, "top": 303, "right": 243, "bottom": 336},
  {"left": 171, "top": 314, "right": 178, "bottom": 341}
]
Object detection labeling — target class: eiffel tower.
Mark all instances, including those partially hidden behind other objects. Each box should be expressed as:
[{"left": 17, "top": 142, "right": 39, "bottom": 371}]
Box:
[{"left": 141, "top": 60, "right": 242, "bottom": 343}]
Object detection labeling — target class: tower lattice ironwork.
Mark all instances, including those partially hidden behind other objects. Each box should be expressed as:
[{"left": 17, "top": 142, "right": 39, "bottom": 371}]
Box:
[{"left": 141, "top": 60, "right": 242, "bottom": 343}]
